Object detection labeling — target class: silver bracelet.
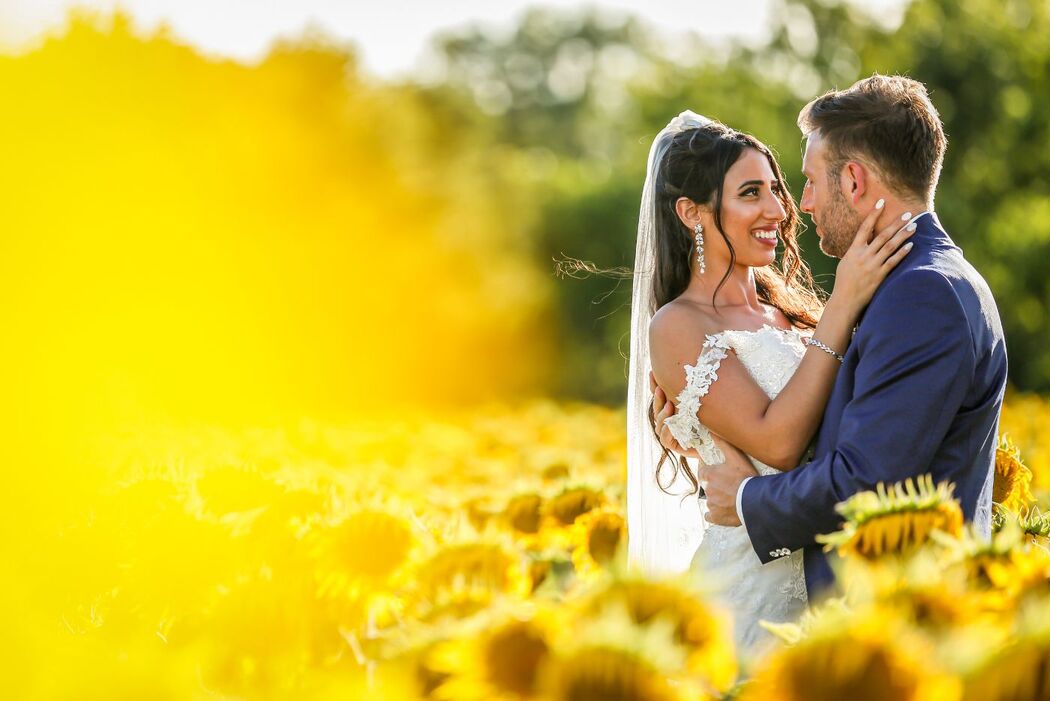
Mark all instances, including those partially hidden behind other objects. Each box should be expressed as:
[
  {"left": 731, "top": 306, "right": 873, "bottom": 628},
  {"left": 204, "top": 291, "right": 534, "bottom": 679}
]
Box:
[{"left": 804, "top": 336, "right": 845, "bottom": 363}]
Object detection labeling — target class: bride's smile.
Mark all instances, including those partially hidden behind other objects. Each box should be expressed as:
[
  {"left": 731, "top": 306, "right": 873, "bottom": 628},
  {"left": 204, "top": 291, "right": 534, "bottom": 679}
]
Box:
[{"left": 751, "top": 227, "right": 779, "bottom": 244}]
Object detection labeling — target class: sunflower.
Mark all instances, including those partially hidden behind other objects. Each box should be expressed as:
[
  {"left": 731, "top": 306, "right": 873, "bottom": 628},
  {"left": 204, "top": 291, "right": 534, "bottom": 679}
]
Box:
[
  {"left": 244, "top": 486, "right": 329, "bottom": 566},
  {"left": 993, "top": 434, "right": 1035, "bottom": 513},
  {"left": 526, "top": 555, "right": 577, "bottom": 595},
  {"left": 409, "top": 541, "right": 532, "bottom": 623},
  {"left": 580, "top": 576, "right": 737, "bottom": 694},
  {"left": 542, "top": 461, "right": 571, "bottom": 482},
  {"left": 426, "top": 608, "right": 555, "bottom": 701},
  {"left": 502, "top": 493, "right": 544, "bottom": 535},
  {"left": 740, "top": 607, "right": 958, "bottom": 701},
  {"left": 536, "top": 605, "right": 710, "bottom": 701},
  {"left": 310, "top": 509, "right": 417, "bottom": 595},
  {"left": 818, "top": 475, "right": 963, "bottom": 560},
  {"left": 933, "top": 523, "right": 1050, "bottom": 613},
  {"left": 1017, "top": 506, "right": 1050, "bottom": 548},
  {"left": 958, "top": 599, "right": 1050, "bottom": 701},
  {"left": 974, "top": 544, "right": 1050, "bottom": 606},
  {"left": 202, "top": 564, "right": 358, "bottom": 685},
  {"left": 991, "top": 505, "right": 1007, "bottom": 533},
  {"left": 416, "top": 647, "right": 452, "bottom": 700},
  {"left": 538, "top": 645, "right": 694, "bottom": 701},
  {"left": 546, "top": 486, "right": 606, "bottom": 527},
  {"left": 759, "top": 597, "right": 852, "bottom": 646},
  {"left": 570, "top": 507, "right": 627, "bottom": 580},
  {"left": 834, "top": 551, "right": 980, "bottom": 632},
  {"left": 297, "top": 507, "right": 422, "bottom": 652},
  {"left": 889, "top": 582, "right": 976, "bottom": 632}
]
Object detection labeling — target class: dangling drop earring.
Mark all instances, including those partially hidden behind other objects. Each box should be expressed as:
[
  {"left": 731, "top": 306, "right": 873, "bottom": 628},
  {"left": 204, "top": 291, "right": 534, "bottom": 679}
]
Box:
[{"left": 693, "top": 222, "right": 705, "bottom": 274}]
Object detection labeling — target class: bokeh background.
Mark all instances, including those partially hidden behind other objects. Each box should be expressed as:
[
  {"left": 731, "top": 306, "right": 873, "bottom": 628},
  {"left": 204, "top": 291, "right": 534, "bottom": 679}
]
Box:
[
  {"left": 5, "top": 0, "right": 1047, "bottom": 420},
  {"left": 3, "top": 0, "right": 1049, "bottom": 697}
]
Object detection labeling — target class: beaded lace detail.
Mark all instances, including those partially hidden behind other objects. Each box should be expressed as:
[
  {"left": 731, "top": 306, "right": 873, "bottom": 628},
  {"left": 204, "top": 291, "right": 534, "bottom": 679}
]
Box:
[
  {"left": 664, "top": 323, "right": 810, "bottom": 477},
  {"left": 663, "top": 334, "right": 732, "bottom": 466}
]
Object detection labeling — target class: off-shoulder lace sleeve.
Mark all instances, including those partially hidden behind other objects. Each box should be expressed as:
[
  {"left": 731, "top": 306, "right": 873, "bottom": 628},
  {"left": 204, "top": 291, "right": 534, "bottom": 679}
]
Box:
[{"left": 662, "top": 333, "right": 730, "bottom": 465}]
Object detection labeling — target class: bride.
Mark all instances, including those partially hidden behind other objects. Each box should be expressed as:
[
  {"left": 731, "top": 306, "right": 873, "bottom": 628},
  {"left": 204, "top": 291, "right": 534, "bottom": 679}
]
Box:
[{"left": 626, "top": 111, "right": 916, "bottom": 657}]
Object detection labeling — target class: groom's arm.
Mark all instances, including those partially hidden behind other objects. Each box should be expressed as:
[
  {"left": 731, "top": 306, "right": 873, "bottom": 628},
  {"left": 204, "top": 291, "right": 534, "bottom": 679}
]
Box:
[{"left": 740, "top": 269, "right": 976, "bottom": 564}]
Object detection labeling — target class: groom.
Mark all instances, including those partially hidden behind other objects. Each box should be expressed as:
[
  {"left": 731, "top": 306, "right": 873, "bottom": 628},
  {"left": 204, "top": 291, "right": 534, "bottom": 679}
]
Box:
[{"left": 653, "top": 74, "right": 1008, "bottom": 597}]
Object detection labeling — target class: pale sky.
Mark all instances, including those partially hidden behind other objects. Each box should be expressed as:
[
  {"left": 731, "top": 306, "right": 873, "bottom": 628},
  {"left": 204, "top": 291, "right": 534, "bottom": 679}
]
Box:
[{"left": 0, "top": 0, "right": 910, "bottom": 78}]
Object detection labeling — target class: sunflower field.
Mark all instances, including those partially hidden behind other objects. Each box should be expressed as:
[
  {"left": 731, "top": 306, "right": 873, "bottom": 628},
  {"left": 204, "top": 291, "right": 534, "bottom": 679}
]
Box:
[
  {"left": 4, "top": 394, "right": 1046, "bottom": 700},
  {"left": 6, "top": 7, "right": 1050, "bottom": 700}
]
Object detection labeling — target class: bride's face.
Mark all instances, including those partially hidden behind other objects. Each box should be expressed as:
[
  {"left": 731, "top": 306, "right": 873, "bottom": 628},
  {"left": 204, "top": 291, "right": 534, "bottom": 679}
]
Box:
[{"left": 706, "top": 148, "right": 787, "bottom": 269}]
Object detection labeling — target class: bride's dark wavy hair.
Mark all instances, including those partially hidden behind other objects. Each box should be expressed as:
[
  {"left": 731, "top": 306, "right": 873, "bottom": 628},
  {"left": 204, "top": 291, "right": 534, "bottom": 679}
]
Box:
[{"left": 648, "top": 121, "right": 825, "bottom": 498}]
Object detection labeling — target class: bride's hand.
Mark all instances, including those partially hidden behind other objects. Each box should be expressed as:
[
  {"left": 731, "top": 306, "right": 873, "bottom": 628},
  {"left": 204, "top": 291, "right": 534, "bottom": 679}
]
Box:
[
  {"left": 650, "top": 371, "right": 701, "bottom": 459},
  {"left": 831, "top": 201, "right": 917, "bottom": 316}
]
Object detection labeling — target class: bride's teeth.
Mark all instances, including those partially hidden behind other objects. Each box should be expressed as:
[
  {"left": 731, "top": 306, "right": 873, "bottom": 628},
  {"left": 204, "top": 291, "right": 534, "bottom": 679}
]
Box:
[{"left": 753, "top": 231, "right": 777, "bottom": 240}]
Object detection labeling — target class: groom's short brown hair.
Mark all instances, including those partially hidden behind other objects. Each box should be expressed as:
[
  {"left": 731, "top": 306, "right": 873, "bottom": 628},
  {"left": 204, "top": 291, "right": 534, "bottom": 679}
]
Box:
[{"left": 798, "top": 74, "right": 946, "bottom": 203}]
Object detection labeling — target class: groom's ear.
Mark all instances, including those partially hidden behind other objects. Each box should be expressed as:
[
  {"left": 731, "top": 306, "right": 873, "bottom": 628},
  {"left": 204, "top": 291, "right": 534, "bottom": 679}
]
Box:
[{"left": 842, "top": 161, "right": 869, "bottom": 205}]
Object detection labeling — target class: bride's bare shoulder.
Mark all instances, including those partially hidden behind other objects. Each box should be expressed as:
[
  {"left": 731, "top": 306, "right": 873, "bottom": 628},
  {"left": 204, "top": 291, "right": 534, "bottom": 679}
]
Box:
[{"left": 648, "top": 299, "right": 722, "bottom": 353}]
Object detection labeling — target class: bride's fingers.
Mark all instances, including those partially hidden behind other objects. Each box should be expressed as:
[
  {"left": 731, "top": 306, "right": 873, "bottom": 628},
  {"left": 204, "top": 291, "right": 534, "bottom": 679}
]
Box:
[
  {"left": 875, "top": 222, "right": 917, "bottom": 265},
  {"left": 658, "top": 423, "right": 678, "bottom": 451},
  {"left": 652, "top": 388, "right": 668, "bottom": 424},
  {"left": 868, "top": 211, "right": 916, "bottom": 253},
  {"left": 656, "top": 397, "right": 674, "bottom": 426},
  {"left": 847, "top": 198, "right": 885, "bottom": 251},
  {"left": 881, "top": 236, "right": 915, "bottom": 270}
]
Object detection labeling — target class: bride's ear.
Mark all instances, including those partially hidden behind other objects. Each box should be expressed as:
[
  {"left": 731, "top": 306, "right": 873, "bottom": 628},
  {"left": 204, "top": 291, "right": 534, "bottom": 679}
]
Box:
[{"left": 675, "top": 196, "right": 706, "bottom": 232}]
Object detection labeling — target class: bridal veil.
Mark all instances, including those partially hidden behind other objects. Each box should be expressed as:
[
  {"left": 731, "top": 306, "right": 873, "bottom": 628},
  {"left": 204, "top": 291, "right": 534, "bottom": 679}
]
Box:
[{"left": 626, "top": 110, "right": 713, "bottom": 576}]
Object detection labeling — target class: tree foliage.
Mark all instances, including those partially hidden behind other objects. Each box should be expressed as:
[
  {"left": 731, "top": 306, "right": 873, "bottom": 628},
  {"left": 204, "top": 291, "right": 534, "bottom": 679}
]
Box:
[{"left": 432, "top": 0, "right": 1050, "bottom": 401}]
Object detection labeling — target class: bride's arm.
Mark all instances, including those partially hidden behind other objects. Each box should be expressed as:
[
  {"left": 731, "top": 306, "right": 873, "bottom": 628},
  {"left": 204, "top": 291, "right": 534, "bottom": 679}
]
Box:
[
  {"left": 650, "top": 204, "right": 915, "bottom": 471},
  {"left": 652, "top": 298, "right": 857, "bottom": 470}
]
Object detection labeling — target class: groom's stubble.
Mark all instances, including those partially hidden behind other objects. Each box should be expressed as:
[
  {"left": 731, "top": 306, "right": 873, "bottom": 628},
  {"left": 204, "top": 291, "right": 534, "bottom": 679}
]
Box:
[{"left": 815, "top": 181, "right": 864, "bottom": 259}]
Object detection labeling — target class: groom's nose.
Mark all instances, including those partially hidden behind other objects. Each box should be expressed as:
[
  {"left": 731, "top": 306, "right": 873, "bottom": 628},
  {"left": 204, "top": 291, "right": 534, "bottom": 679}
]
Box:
[{"left": 799, "top": 181, "right": 815, "bottom": 215}]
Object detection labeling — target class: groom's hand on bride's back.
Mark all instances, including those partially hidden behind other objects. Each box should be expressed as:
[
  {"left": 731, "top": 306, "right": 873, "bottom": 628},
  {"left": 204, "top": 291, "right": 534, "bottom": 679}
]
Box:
[{"left": 649, "top": 371, "right": 700, "bottom": 459}]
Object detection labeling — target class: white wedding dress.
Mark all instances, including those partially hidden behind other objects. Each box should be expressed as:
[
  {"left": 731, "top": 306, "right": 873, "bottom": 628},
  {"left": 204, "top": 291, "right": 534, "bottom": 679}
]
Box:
[{"left": 664, "top": 323, "right": 811, "bottom": 659}]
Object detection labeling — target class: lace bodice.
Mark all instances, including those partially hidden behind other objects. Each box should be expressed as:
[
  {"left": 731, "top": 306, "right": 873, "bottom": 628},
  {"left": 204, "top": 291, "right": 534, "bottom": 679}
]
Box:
[{"left": 664, "top": 323, "right": 812, "bottom": 472}]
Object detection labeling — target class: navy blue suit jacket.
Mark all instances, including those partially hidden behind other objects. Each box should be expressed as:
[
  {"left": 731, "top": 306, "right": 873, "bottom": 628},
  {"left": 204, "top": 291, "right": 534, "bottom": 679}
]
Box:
[{"left": 740, "top": 212, "right": 1008, "bottom": 596}]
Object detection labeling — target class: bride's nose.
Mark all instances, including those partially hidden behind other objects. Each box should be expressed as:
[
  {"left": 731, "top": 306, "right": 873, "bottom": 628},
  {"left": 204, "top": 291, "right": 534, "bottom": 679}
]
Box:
[{"left": 764, "top": 191, "right": 787, "bottom": 221}]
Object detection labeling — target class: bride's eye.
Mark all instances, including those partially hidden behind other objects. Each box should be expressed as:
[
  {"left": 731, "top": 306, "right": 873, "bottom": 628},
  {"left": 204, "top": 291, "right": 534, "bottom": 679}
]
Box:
[{"left": 741, "top": 187, "right": 759, "bottom": 197}]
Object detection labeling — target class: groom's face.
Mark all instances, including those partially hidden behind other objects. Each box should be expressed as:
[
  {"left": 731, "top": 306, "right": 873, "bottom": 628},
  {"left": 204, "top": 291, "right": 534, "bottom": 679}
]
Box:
[{"left": 800, "top": 131, "right": 862, "bottom": 258}]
